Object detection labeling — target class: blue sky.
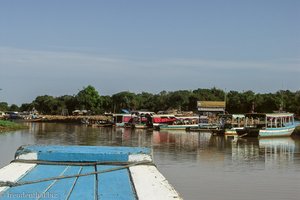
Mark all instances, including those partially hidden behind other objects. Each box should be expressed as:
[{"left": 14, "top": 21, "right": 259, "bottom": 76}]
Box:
[{"left": 0, "top": 0, "right": 299, "bottom": 105}]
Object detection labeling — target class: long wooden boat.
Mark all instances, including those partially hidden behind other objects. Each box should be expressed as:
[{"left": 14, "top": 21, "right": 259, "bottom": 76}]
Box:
[
  {"left": 237, "top": 113, "right": 295, "bottom": 137},
  {"left": 159, "top": 116, "right": 199, "bottom": 130},
  {"left": 0, "top": 145, "right": 181, "bottom": 200},
  {"left": 152, "top": 115, "right": 177, "bottom": 130},
  {"left": 159, "top": 124, "right": 199, "bottom": 130}
]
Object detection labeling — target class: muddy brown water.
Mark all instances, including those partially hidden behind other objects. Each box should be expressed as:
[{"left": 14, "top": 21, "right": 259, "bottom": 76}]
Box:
[{"left": 0, "top": 123, "right": 299, "bottom": 200}]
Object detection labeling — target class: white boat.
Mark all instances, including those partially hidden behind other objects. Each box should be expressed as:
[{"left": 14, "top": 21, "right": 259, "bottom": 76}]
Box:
[
  {"left": 0, "top": 145, "right": 182, "bottom": 200},
  {"left": 259, "top": 113, "right": 295, "bottom": 137},
  {"left": 237, "top": 113, "right": 296, "bottom": 137},
  {"left": 158, "top": 116, "right": 199, "bottom": 130}
]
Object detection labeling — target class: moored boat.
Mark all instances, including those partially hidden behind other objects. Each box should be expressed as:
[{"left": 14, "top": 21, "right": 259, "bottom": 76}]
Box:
[
  {"left": 152, "top": 114, "right": 177, "bottom": 130},
  {"left": 158, "top": 116, "right": 199, "bottom": 130},
  {"left": 259, "top": 113, "right": 295, "bottom": 137},
  {"left": 0, "top": 145, "right": 182, "bottom": 200},
  {"left": 236, "top": 113, "right": 295, "bottom": 137},
  {"left": 113, "top": 113, "right": 134, "bottom": 127},
  {"left": 218, "top": 114, "right": 245, "bottom": 136}
]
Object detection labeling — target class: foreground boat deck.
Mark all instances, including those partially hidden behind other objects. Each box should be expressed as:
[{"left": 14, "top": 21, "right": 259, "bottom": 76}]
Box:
[{"left": 0, "top": 145, "right": 181, "bottom": 200}]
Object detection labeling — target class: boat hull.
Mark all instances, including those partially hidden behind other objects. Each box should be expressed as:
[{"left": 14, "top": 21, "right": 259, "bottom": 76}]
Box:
[
  {"left": 259, "top": 126, "right": 295, "bottom": 137},
  {"left": 159, "top": 124, "right": 198, "bottom": 130},
  {"left": 0, "top": 145, "right": 182, "bottom": 200}
]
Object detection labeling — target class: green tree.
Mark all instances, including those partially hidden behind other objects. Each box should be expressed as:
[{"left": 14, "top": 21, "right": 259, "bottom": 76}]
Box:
[
  {"left": 101, "top": 95, "right": 113, "bottom": 113},
  {"left": 19, "top": 103, "right": 34, "bottom": 112},
  {"left": 111, "top": 91, "right": 136, "bottom": 112},
  {"left": 0, "top": 102, "right": 9, "bottom": 111},
  {"left": 33, "top": 95, "right": 59, "bottom": 114},
  {"left": 255, "top": 93, "right": 281, "bottom": 113},
  {"left": 57, "top": 95, "right": 77, "bottom": 114},
  {"left": 135, "top": 92, "right": 155, "bottom": 111},
  {"left": 168, "top": 90, "right": 190, "bottom": 111},
  {"left": 226, "top": 91, "right": 242, "bottom": 113},
  {"left": 240, "top": 90, "right": 256, "bottom": 113},
  {"left": 76, "top": 85, "right": 102, "bottom": 114},
  {"left": 9, "top": 104, "right": 19, "bottom": 111}
]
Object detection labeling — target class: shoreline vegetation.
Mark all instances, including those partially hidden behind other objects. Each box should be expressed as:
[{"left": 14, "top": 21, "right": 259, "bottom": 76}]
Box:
[
  {"left": 0, "top": 85, "right": 299, "bottom": 117},
  {"left": 0, "top": 120, "right": 27, "bottom": 132}
]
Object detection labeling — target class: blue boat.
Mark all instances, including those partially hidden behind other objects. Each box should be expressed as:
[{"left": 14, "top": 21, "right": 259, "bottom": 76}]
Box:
[
  {"left": 236, "top": 113, "right": 296, "bottom": 137},
  {"left": 259, "top": 113, "right": 295, "bottom": 137},
  {"left": 0, "top": 145, "right": 181, "bottom": 199}
]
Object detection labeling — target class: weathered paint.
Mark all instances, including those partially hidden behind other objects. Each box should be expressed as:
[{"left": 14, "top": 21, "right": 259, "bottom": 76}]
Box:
[
  {"left": 16, "top": 152, "right": 37, "bottom": 160},
  {"left": 15, "top": 145, "right": 151, "bottom": 162},
  {"left": 130, "top": 165, "right": 182, "bottom": 200},
  {"left": 128, "top": 154, "right": 152, "bottom": 162},
  {"left": 0, "top": 165, "right": 68, "bottom": 200},
  {"left": 68, "top": 166, "right": 96, "bottom": 200},
  {"left": 0, "top": 146, "right": 181, "bottom": 200},
  {"left": 0, "top": 163, "right": 36, "bottom": 193},
  {"left": 259, "top": 126, "right": 295, "bottom": 137},
  {"left": 159, "top": 124, "right": 198, "bottom": 130},
  {"left": 98, "top": 165, "right": 136, "bottom": 200},
  {"left": 44, "top": 166, "right": 83, "bottom": 199}
]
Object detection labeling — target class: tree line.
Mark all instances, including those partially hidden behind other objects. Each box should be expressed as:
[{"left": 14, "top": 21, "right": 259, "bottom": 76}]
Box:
[{"left": 0, "top": 85, "right": 299, "bottom": 116}]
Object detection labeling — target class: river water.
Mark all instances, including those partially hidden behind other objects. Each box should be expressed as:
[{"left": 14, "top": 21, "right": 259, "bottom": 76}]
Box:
[{"left": 0, "top": 123, "right": 299, "bottom": 200}]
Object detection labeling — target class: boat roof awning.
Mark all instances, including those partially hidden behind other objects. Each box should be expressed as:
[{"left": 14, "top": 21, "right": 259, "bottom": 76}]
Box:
[
  {"left": 197, "top": 101, "right": 226, "bottom": 112},
  {"left": 245, "top": 113, "right": 294, "bottom": 118},
  {"left": 232, "top": 114, "right": 245, "bottom": 119},
  {"left": 198, "top": 108, "right": 225, "bottom": 112},
  {"left": 265, "top": 113, "right": 294, "bottom": 118},
  {"left": 197, "top": 101, "right": 225, "bottom": 108}
]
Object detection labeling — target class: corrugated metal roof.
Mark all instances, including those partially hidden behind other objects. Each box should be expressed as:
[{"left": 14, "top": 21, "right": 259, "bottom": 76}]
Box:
[{"left": 197, "top": 101, "right": 226, "bottom": 108}]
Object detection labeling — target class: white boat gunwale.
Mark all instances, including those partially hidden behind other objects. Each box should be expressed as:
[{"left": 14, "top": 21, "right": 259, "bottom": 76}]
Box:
[{"left": 0, "top": 145, "right": 182, "bottom": 200}]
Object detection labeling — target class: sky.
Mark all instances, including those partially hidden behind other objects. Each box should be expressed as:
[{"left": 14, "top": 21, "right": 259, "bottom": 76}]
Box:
[{"left": 0, "top": 0, "right": 299, "bottom": 105}]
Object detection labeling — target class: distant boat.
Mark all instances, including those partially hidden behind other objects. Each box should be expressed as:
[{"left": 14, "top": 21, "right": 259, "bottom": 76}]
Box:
[
  {"left": 125, "top": 111, "right": 154, "bottom": 129},
  {"left": 237, "top": 113, "right": 296, "bottom": 137},
  {"left": 152, "top": 114, "right": 177, "bottom": 130},
  {"left": 113, "top": 113, "right": 134, "bottom": 127},
  {"left": 0, "top": 145, "right": 182, "bottom": 199},
  {"left": 197, "top": 115, "right": 220, "bottom": 130},
  {"left": 158, "top": 116, "right": 199, "bottom": 130},
  {"left": 216, "top": 114, "right": 245, "bottom": 136}
]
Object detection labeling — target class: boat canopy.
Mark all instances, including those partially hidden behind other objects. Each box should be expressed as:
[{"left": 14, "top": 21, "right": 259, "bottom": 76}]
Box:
[
  {"left": 197, "top": 101, "right": 226, "bottom": 112},
  {"left": 218, "top": 114, "right": 245, "bottom": 119},
  {"left": 265, "top": 113, "right": 294, "bottom": 118},
  {"left": 152, "top": 115, "right": 176, "bottom": 123},
  {"left": 232, "top": 114, "right": 245, "bottom": 119}
]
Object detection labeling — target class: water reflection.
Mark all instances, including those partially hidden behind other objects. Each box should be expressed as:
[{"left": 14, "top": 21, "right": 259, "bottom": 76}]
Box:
[
  {"left": 0, "top": 123, "right": 300, "bottom": 200},
  {"left": 1, "top": 123, "right": 299, "bottom": 171},
  {"left": 259, "top": 137, "right": 296, "bottom": 169}
]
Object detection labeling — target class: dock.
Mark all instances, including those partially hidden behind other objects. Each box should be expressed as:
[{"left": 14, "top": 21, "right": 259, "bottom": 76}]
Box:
[{"left": 0, "top": 145, "right": 181, "bottom": 199}]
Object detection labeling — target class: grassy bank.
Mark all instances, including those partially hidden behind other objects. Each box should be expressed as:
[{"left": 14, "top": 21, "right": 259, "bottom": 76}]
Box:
[{"left": 0, "top": 120, "right": 27, "bottom": 132}]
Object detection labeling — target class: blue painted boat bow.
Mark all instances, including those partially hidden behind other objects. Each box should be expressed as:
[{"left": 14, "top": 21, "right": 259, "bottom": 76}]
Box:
[
  {"left": 15, "top": 145, "right": 152, "bottom": 162},
  {"left": 0, "top": 145, "right": 181, "bottom": 200}
]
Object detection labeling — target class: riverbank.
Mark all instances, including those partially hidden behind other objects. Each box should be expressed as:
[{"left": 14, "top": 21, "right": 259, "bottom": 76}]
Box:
[
  {"left": 0, "top": 120, "right": 27, "bottom": 132},
  {"left": 25, "top": 115, "right": 111, "bottom": 124}
]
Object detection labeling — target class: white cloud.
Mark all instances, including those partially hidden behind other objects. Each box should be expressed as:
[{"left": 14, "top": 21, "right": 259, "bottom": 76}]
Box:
[
  {"left": 1, "top": 47, "right": 299, "bottom": 73},
  {"left": 0, "top": 46, "right": 299, "bottom": 105}
]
